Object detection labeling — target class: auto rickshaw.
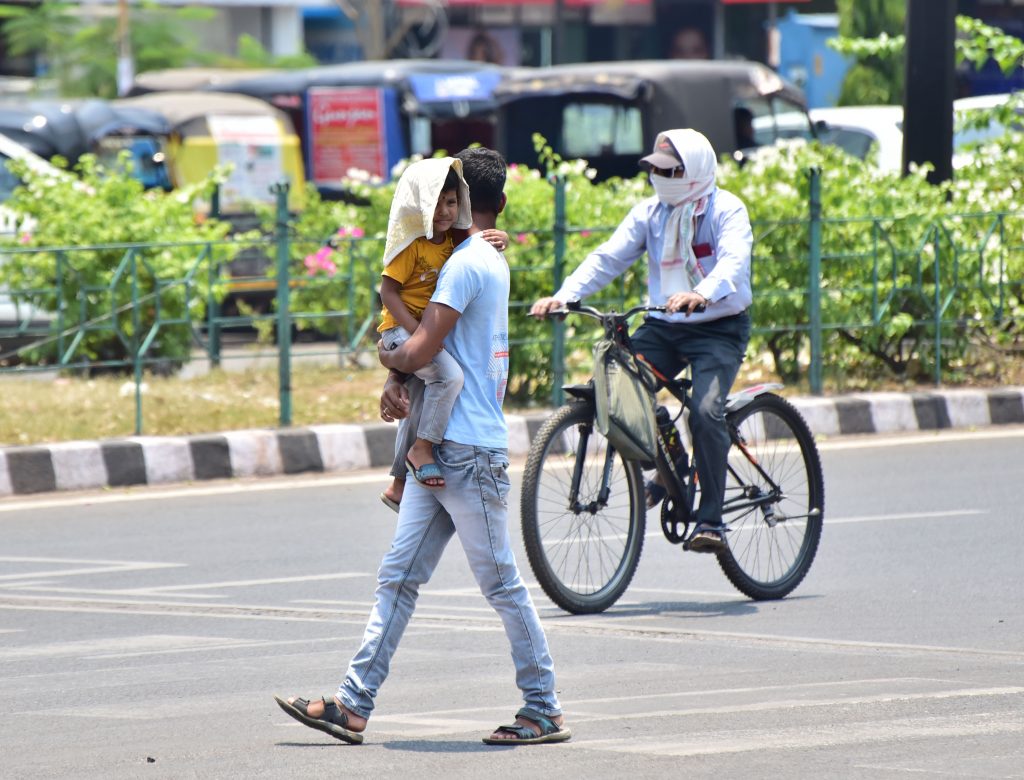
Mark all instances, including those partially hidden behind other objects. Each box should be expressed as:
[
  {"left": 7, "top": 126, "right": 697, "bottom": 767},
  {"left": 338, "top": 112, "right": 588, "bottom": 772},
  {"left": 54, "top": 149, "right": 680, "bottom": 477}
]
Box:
[
  {"left": 206, "top": 59, "right": 506, "bottom": 194},
  {"left": 73, "top": 100, "right": 173, "bottom": 190},
  {"left": 128, "top": 67, "right": 279, "bottom": 96},
  {"left": 494, "top": 60, "right": 814, "bottom": 181},
  {"left": 0, "top": 101, "right": 89, "bottom": 164},
  {"left": 0, "top": 99, "right": 173, "bottom": 190},
  {"left": 114, "top": 91, "right": 306, "bottom": 212},
  {"left": 115, "top": 90, "right": 308, "bottom": 306}
]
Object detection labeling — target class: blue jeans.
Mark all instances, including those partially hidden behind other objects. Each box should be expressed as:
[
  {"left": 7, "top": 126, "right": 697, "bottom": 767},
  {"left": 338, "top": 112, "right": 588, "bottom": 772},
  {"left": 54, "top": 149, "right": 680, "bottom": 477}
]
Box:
[
  {"left": 337, "top": 441, "right": 562, "bottom": 719},
  {"left": 630, "top": 312, "right": 751, "bottom": 527}
]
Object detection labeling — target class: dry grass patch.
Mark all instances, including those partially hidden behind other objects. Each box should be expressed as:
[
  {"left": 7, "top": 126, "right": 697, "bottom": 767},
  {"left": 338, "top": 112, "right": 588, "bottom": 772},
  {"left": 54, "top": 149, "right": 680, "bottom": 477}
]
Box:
[
  {"left": 0, "top": 364, "right": 392, "bottom": 445},
  {"left": 1, "top": 350, "right": 1021, "bottom": 446}
]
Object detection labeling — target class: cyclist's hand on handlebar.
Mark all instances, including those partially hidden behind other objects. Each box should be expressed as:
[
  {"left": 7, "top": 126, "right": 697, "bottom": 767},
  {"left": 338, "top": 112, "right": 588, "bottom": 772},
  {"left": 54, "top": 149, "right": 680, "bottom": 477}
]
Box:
[
  {"left": 529, "top": 297, "right": 567, "bottom": 319},
  {"left": 666, "top": 291, "right": 709, "bottom": 316}
]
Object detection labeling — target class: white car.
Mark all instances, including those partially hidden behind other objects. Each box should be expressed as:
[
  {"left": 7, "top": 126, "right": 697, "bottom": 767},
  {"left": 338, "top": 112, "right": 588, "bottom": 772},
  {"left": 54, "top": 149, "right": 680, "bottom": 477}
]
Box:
[
  {"left": 809, "top": 94, "right": 1020, "bottom": 172},
  {"left": 0, "top": 131, "right": 62, "bottom": 340},
  {"left": 809, "top": 105, "right": 904, "bottom": 171}
]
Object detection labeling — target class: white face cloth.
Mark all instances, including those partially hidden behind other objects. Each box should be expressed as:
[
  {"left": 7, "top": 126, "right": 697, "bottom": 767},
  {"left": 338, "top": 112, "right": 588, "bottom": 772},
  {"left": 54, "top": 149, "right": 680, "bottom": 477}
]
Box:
[
  {"left": 382, "top": 157, "right": 473, "bottom": 267},
  {"left": 654, "top": 129, "right": 718, "bottom": 296}
]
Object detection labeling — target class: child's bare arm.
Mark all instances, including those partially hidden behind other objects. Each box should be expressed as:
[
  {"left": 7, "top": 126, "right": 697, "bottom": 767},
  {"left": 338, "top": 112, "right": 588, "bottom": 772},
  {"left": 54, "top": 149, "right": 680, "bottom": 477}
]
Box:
[
  {"left": 380, "top": 276, "right": 422, "bottom": 334},
  {"left": 480, "top": 228, "right": 509, "bottom": 251}
]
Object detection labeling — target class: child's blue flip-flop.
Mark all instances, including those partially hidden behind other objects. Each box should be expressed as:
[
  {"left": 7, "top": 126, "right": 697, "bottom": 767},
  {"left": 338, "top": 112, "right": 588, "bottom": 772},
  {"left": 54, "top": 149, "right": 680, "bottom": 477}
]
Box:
[{"left": 405, "top": 457, "right": 445, "bottom": 488}]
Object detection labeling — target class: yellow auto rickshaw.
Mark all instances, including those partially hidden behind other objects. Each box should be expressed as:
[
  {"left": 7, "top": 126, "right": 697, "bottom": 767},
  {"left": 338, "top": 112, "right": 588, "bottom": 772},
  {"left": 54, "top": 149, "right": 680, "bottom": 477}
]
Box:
[{"left": 115, "top": 90, "right": 306, "bottom": 212}]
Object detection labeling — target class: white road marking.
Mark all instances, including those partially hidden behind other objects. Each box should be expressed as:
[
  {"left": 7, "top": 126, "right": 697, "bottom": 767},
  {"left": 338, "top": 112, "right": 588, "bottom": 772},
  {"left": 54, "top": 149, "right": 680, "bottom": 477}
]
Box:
[
  {"left": 295, "top": 598, "right": 500, "bottom": 615},
  {"left": 119, "top": 571, "right": 373, "bottom": 593},
  {"left": 825, "top": 509, "right": 985, "bottom": 525},
  {"left": 0, "top": 558, "right": 371, "bottom": 596},
  {"left": 0, "top": 634, "right": 250, "bottom": 660},
  {"left": 814, "top": 426, "right": 1024, "bottom": 450},
  {"left": 1, "top": 593, "right": 1022, "bottom": 661},
  {"left": 0, "top": 555, "right": 179, "bottom": 566},
  {"left": 0, "top": 558, "right": 182, "bottom": 582},
  {"left": 0, "top": 585, "right": 224, "bottom": 599},
  {"left": 570, "top": 686, "right": 1024, "bottom": 723},
  {"left": 357, "top": 682, "right": 1024, "bottom": 742},
  {"left": 568, "top": 707, "right": 1024, "bottom": 758}
]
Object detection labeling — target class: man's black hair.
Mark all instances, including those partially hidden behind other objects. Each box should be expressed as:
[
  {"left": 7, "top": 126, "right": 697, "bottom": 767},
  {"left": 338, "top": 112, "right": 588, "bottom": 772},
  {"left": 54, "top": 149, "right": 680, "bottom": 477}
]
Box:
[
  {"left": 442, "top": 166, "right": 461, "bottom": 196},
  {"left": 454, "top": 147, "right": 506, "bottom": 214}
]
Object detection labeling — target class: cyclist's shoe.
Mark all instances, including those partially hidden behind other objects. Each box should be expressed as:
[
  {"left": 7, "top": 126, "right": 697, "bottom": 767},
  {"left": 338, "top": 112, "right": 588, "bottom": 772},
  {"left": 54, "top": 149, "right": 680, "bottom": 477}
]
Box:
[
  {"left": 687, "top": 523, "right": 728, "bottom": 553},
  {"left": 644, "top": 480, "right": 667, "bottom": 509}
]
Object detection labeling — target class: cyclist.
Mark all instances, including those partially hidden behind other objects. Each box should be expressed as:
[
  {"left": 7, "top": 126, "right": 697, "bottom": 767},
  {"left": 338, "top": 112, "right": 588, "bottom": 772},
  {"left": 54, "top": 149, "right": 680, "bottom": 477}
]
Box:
[{"left": 530, "top": 128, "right": 752, "bottom": 553}]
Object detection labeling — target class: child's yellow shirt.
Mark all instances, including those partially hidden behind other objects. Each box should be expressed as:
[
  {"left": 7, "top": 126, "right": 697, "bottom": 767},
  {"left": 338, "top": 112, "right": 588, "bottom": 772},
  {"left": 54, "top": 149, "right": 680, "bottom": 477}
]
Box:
[{"left": 378, "top": 233, "right": 454, "bottom": 333}]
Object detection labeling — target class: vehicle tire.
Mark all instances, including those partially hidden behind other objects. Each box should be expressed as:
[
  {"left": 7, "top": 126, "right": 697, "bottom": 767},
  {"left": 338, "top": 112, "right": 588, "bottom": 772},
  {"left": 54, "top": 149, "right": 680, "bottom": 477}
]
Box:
[
  {"left": 716, "top": 393, "right": 824, "bottom": 600},
  {"left": 520, "top": 401, "right": 645, "bottom": 614}
]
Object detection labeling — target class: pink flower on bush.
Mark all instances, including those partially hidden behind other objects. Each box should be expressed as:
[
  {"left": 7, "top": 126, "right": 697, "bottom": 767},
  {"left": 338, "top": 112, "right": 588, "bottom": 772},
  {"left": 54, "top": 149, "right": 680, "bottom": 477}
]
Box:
[
  {"left": 18, "top": 232, "right": 32, "bottom": 245},
  {"left": 336, "top": 226, "right": 365, "bottom": 239},
  {"left": 516, "top": 233, "right": 529, "bottom": 244},
  {"left": 304, "top": 245, "right": 337, "bottom": 276},
  {"left": 580, "top": 230, "right": 592, "bottom": 238}
]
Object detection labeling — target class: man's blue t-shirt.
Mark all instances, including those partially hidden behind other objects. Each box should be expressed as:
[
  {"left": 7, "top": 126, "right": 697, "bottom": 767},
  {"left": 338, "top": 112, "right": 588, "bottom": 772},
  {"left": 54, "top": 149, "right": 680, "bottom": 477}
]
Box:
[{"left": 430, "top": 233, "right": 509, "bottom": 448}]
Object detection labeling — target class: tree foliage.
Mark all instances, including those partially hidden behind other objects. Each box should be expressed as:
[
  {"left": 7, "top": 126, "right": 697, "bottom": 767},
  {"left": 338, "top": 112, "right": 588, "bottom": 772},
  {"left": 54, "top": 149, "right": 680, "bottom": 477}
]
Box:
[
  {"left": 830, "top": 12, "right": 1024, "bottom": 107},
  {"left": 833, "top": 0, "right": 906, "bottom": 105},
  {"left": 0, "top": 155, "right": 233, "bottom": 367},
  {"left": 0, "top": 0, "right": 315, "bottom": 98}
]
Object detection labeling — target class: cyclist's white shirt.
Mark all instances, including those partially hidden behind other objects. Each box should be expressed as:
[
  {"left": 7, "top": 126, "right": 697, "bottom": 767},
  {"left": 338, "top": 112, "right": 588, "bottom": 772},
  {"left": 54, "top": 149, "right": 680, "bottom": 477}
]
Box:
[{"left": 553, "top": 188, "right": 753, "bottom": 324}]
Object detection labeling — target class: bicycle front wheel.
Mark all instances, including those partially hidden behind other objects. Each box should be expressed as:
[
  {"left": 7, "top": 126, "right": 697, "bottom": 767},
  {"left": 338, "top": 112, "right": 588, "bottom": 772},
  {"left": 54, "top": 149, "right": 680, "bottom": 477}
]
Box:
[
  {"left": 520, "top": 402, "right": 646, "bottom": 614},
  {"left": 717, "top": 393, "right": 824, "bottom": 600}
]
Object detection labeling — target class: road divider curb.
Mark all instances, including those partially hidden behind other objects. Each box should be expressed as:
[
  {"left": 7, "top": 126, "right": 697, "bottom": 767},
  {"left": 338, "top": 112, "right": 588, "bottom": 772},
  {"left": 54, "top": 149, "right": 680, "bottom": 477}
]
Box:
[{"left": 1, "top": 388, "right": 1021, "bottom": 498}]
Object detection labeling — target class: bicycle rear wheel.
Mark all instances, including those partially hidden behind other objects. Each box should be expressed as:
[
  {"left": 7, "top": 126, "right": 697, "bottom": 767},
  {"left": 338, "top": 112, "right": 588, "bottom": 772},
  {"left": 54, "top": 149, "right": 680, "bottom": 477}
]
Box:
[
  {"left": 520, "top": 401, "right": 645, "bottom": 614},
  {"left": 717, "top": 393, "right": 824, "bottom": 600}
]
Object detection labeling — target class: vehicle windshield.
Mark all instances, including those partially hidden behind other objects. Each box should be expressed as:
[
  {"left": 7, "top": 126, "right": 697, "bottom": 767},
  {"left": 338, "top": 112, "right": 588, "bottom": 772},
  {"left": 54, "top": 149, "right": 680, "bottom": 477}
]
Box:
[
  {"left": 819, "top": 127, "right": 876, "bottom": 159},
  {"left": 744, "top": 97, "right": 814, "bottom": 148},
  {"left": 560, "top": 101, "right": 644, "bottom": 159}
]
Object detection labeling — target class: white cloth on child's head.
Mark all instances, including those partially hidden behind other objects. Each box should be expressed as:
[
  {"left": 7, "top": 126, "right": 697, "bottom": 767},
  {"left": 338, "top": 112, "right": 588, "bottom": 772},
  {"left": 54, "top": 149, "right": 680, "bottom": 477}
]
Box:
[{"left": 382, "top": 157, "right": 472, "bottom": 267}]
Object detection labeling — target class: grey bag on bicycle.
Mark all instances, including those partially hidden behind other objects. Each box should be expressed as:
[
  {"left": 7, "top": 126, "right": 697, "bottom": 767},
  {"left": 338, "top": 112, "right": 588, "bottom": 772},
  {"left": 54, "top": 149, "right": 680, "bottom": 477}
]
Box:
[{"left": 592, "top": 338, "right": 660, "bottom": 462}]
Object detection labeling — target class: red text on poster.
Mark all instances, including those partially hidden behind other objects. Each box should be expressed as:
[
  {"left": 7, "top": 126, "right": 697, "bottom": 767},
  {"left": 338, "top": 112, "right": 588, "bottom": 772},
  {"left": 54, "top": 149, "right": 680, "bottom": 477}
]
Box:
[{"left": 308, "top": 87, "right": 387, "bottom": 184}]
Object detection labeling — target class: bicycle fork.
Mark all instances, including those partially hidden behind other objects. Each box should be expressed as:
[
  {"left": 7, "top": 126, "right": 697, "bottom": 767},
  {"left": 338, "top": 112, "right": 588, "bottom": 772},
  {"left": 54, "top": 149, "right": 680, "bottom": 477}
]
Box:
[{"left": 566, "top": 420, "right": 615, "bottom": 514}]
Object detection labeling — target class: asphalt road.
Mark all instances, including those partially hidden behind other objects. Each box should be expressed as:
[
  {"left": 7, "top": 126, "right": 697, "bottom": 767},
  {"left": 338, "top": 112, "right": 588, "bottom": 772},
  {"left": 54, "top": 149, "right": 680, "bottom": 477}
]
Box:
[{"left": 1, "top": 428, "right": 1023, "bottom": 778}]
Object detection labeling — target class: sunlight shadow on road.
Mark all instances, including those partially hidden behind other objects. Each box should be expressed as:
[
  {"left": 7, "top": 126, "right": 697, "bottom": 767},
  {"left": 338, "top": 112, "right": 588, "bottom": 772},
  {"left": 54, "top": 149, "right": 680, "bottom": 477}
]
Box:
[
  {"left": 539, "top": 594, "right": 821, "bottom": 621},
  {"left": 383, "top": 740, "right": 493, "bottom": 753},
  {"left": 593, "top": 600, "right": 760, "bottom": 619},
  {"left": 275, "top": 741, "right": 362, "bottom": 748}
]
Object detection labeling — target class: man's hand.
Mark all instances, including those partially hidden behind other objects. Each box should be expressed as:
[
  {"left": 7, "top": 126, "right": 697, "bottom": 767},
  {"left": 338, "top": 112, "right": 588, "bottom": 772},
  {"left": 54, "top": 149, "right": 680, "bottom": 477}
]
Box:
[
  {"left": 377, "top": 302, "right": 458, "bottom": 374},
  {"left": 380, "top": 371, "right": 410, "bottom": 422},
  {"left": 666, "top": 291, "right": 709, "bottom": 316},
  {"left": 530, "top": 297, "right": 566, "bottom": 318},
  {"left": 377, "top": 338, "right": 398, "bottom": 370}
]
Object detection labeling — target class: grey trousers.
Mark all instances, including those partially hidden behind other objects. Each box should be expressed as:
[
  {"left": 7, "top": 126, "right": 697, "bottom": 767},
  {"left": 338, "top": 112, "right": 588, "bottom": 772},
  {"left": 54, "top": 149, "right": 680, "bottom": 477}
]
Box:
[{"left": 380, "top": 325, "right": 463, "bottom": 474}]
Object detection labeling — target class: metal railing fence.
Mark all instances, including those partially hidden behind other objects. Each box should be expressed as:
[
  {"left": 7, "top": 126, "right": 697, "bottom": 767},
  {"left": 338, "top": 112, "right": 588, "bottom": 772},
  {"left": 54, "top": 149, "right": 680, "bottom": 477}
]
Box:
[{"left": 1, "top": 173, "right": 1022, "bottom": 435}]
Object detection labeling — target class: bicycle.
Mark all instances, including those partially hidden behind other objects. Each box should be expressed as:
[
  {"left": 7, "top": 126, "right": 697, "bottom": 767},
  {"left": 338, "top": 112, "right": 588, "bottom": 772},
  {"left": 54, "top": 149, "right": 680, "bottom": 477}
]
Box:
[{"left": 521, "top": 301, "right": 824, "bottom": 614}]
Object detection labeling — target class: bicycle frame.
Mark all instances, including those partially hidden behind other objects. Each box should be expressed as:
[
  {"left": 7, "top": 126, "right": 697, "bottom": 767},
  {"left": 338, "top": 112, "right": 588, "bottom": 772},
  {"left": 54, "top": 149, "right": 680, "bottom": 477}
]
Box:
[{"left": 554, "top": 301, "right": 790, "bottom": 539}]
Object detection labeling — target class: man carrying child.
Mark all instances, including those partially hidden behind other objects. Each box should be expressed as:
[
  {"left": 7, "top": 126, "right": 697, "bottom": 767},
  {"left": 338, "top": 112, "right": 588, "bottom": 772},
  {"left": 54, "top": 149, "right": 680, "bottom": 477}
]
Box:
[{"left": 275, "top": 147, "right": 570, "bottom": 746}]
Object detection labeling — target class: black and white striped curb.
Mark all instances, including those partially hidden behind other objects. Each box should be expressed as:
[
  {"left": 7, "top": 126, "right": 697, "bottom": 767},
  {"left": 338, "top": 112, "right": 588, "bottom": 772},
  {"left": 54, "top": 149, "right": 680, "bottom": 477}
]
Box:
[{"left": 1, "top": 387, "right": 1022, "bottom": 498}]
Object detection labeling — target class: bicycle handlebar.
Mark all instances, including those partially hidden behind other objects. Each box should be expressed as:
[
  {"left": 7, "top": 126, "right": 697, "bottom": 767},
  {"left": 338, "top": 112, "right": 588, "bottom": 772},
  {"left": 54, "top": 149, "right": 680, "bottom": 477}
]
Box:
[{"left": 548, "top": 300, "right": 704, "bottom": 321}]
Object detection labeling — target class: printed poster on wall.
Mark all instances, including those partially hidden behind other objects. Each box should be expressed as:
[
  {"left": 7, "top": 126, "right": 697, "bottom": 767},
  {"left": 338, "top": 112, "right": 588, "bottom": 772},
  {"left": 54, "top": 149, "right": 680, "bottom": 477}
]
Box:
[
  {"left": 307, "top": 87, "right": 387, "bottom": 184},
  {"left": 207, "top": 114, "right": 284, "bottom": 208}
]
